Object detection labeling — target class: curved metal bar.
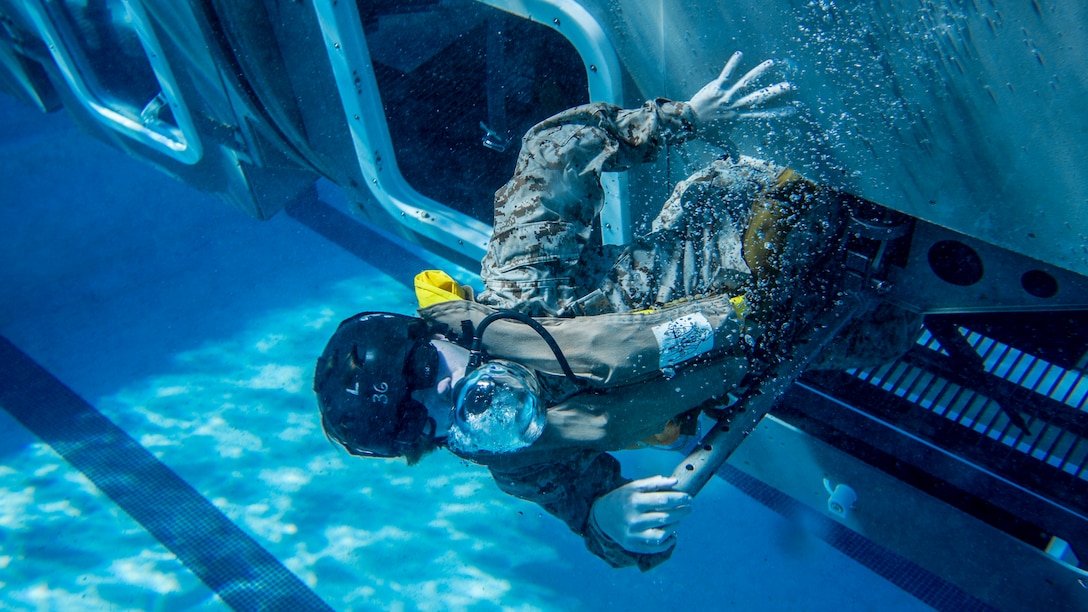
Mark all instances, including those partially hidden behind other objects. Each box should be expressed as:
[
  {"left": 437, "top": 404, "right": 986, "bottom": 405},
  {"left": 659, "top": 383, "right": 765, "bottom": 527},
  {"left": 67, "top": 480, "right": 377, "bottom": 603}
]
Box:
[
  {"left": 312, "top": 0, "right": 494, "bottom": 261},
  {"left": 313, "top": 0, "right": 629, "bottom": 260},
  {"left": 24, "top": 0, "right": 203, "bottom": 164},
  {"left": 478, "top": 0, "right": 629, "bottom": 245}
]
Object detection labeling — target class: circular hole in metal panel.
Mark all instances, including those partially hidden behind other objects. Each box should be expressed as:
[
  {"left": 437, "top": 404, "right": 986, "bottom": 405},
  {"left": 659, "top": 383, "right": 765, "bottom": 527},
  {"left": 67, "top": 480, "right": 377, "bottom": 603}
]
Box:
[
  {"left": 1021, "top": 269, "right": 1058, "bottom": 298},
  {"left": 927, "top": 240, "right": 984, "bottom": 286}
]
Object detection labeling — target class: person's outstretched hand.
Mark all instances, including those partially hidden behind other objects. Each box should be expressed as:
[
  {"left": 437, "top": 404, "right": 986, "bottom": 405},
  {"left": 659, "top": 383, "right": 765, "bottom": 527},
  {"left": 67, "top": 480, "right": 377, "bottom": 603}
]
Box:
[
  {"left": 688, "top": 51, "right": 796, "bottom": 135},
  {"left": 591, "top": 475, "right": 693, "bottom": 554}
]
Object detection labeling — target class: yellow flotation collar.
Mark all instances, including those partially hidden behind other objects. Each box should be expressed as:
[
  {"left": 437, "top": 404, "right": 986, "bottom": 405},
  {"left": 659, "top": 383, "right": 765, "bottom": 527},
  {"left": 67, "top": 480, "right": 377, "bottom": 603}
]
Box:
[{"left": 415, "top": 270, "right": 473, "bottom": 308}]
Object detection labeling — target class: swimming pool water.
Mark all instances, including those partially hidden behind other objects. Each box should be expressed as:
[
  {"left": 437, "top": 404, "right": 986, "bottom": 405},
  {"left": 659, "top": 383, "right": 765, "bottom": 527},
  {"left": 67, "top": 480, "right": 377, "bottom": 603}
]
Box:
[{"left": 0, "top": 95, "right": 933, "bottom": 610}]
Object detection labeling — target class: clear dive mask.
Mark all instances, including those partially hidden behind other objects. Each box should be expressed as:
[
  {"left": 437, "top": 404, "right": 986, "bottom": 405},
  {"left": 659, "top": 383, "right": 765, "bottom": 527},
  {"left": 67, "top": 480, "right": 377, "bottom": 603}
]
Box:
[{"left": 447, "top": 359, "right": 546, "bottom": 454}]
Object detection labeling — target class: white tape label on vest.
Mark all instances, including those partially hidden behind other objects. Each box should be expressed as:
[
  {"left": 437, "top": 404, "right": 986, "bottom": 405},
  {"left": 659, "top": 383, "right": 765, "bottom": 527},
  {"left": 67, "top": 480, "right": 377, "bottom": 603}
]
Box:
[{"left": 652, "top": 312, "right": 715, "bottom": 369}]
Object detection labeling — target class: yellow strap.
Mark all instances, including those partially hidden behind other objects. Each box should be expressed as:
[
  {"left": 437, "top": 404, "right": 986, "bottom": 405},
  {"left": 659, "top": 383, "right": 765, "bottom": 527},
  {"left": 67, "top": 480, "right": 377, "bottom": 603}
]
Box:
[
  {"left": 415, "top": 270, "right": 470, "bottom": 308},
  {"left": 633, "top": 294, "right": 749, "bottom": 320},
  {"left": 730, "top": 295, "right": 749, "bottom": 319},
  {"left": 774, "top": 168, "right": 799, "bottom": 187}
]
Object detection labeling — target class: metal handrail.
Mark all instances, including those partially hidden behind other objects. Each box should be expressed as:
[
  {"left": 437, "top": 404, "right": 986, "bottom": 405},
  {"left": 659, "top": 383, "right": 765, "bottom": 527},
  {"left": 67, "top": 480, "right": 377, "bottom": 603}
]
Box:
[
  {"left": 673, "top": 291, "right": 873, "bottom": 495},
  {"left": 311, "top": 0, "right": 627, "bottom": 262}
]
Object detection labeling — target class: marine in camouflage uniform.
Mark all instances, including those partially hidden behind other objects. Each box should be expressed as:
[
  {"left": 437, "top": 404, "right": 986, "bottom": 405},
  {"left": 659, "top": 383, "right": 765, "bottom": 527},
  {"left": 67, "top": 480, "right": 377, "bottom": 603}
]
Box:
[{"left": 429, "top": 98, "right": 918, "bottom": 570}]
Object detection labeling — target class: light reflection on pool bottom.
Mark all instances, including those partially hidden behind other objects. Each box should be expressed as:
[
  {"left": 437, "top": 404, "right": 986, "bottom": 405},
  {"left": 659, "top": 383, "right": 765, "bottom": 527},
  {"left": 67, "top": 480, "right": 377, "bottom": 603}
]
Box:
[
  {"left": 0, "top": 437, "right": 221, "bottom": 610},
  {"left": 1, "top": 272, "right": 587, "bottom": 611}
]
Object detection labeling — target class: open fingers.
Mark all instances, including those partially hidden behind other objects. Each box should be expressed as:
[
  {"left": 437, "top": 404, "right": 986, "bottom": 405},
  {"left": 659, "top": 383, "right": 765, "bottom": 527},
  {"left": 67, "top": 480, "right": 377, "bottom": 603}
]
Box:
[
  {"left": 729, "top": 81, "right": 795, "bottom": 110},
  {"left": 714, "top": 51, "right": 745, "bottom": 85},
  {"left": 723, "top": 58, "right": 777, "bottom": 101},
  {"left": 735, "top": 107, "right": 799, "bottom": 121}
]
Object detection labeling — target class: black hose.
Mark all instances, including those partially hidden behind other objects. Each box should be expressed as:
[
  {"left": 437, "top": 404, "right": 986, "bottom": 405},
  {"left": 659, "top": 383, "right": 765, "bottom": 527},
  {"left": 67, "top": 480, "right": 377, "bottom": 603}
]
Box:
[{"left": 472, "top": 311, "right": 583, "bottom": 385}]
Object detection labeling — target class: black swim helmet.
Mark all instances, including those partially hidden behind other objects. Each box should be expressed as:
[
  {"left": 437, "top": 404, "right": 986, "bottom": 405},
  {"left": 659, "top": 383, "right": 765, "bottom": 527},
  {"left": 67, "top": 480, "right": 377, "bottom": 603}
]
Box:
[{"left": 314, "top": 312, "right": 441, "bottom": 460}]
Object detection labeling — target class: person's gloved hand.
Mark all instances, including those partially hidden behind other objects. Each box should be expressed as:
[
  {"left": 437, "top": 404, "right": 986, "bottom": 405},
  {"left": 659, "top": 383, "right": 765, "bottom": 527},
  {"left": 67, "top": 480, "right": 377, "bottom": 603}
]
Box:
[
  {"left": 591, "top": 475, "right": 693, "bottom": 554},
  {"left": 688, "top": 51, "right": 796, "bottom": 135}
]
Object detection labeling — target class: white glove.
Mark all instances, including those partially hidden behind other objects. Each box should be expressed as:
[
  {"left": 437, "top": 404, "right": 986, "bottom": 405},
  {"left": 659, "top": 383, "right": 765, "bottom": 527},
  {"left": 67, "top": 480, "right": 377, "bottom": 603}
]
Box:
[
  {"left": 591, "top": 475, "right": 693, "bottom": 554},
  {"left": 688, "top": 51, "right": 797, "bottom": 136}
]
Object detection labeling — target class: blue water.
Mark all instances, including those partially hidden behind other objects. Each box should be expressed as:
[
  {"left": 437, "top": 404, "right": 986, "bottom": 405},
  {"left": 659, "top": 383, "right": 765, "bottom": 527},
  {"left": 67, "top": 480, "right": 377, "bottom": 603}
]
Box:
[{"left": 0, "top": 96, "right": 932, "bottom": 610}]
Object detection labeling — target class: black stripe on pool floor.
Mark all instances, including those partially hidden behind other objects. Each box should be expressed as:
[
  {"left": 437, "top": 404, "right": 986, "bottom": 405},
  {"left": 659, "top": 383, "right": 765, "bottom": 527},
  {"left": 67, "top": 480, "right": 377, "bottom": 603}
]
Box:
[{"left": 0, "top": 336, "right": 333, "bottom": 612}]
